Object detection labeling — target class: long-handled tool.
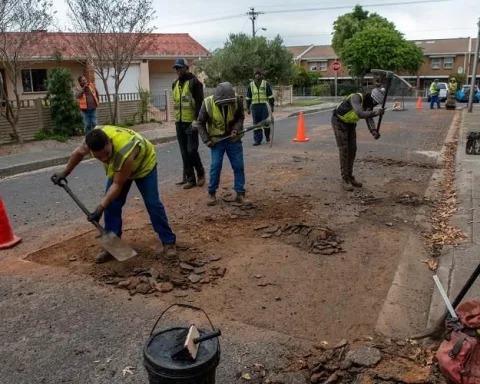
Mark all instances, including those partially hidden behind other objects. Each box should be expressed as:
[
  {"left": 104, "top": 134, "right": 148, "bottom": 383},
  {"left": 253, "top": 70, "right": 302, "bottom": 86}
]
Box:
[
  {"left": 411, "top": 263, "right": 480, "bottom": 340},
  {"left": 212, "top": 104, "right": 273, "bottom": 145},
  {"left": 52, "top": 178, "right": 137, "bottom": 262}
]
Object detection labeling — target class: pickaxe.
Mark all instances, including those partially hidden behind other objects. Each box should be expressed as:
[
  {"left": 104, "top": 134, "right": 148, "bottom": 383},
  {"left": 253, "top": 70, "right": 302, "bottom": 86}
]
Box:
[
  {"left": 211, "top": 103, "right": 273, "bottom": 145},
  {"left": 370, "top": 69, "right": 414, "bottom": 132}
]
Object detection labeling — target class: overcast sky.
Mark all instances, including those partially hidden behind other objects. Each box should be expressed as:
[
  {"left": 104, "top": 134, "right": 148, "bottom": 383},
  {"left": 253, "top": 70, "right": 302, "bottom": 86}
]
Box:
[{"left": 55, "top": 0, "right": 479, "bottom": 51}]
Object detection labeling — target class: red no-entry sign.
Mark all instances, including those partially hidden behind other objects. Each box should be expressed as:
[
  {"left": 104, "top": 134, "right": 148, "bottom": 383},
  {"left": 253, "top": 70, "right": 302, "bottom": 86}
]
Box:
[{"left": 332, "top": 61, "right": 341, "bottom": 71}]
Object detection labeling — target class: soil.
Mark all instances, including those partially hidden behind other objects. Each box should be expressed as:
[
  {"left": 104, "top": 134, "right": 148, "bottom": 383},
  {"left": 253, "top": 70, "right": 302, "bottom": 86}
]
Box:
[{"left": 23, "top": 153, "right": 436, "bottom": 343}]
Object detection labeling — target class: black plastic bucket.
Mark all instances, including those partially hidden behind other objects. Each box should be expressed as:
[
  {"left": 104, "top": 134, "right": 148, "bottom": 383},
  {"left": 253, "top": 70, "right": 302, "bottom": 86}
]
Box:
[{"left": 143, "top": 304, "right": 221, "bottom": 384}]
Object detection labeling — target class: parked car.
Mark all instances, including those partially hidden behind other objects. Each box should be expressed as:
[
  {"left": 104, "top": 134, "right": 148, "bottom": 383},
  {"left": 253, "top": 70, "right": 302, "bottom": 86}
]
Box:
[
  {"left": 456, "top": 85, "right": 480, "bottom": 103},
  {"left": 426, "top": 82, "right": 448, "bottom": 102}
]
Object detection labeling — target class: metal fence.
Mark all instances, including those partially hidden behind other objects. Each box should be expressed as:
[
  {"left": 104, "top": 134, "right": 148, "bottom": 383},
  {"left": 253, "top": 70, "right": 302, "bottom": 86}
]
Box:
[{"left": 146, "top": 93, "right": 167, "bottom": 122}]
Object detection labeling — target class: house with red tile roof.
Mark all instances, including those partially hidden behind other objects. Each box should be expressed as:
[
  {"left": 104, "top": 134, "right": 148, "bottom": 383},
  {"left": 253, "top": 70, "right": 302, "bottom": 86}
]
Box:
[{"left": 0, "top": 31, "right": 211, "bottom": 101}]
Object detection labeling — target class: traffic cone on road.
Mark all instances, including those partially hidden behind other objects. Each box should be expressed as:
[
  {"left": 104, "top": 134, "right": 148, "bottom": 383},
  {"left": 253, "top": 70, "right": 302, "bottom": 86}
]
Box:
[
  {"left": 416, "top": 96, "right": 423, "bottom": 109},
  {"left": 293, "top": 112, "right": 309, "bottom": 142},
  {"left": 0, "top": 196, "right": 21, "bottom": 249}
]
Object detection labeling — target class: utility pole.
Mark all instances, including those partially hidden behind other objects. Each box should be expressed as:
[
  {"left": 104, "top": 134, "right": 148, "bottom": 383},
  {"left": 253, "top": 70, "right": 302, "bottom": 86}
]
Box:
[
  {"left": 468, "top": 18, "right": 480, "bottom": 113},
  {"left": 247, "top": 7, "right": 264, "bottom": 37}
]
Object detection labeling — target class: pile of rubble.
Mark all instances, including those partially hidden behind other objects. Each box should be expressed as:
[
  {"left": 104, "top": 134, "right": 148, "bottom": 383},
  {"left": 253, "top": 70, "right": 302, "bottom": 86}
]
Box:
[
  {"left": 238, "top": 336, "right": 447, "bottom": 383},
  {"left": 255, "top": 223, "right": 343, "bottom": 255},
  {"left": 394, "top": 192, "right": 434, "bottom": 207},
  {"left": 99, "top": 254, "right": 226, "bottom": 296},
  {"left": 360, "top": 155, "right": 438, "bottom": 169}
]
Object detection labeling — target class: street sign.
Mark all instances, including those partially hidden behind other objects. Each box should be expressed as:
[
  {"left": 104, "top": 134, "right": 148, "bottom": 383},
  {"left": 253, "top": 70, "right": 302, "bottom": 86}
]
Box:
[{"left": 332, "top": 61, "right": 341, "bottom": 71}]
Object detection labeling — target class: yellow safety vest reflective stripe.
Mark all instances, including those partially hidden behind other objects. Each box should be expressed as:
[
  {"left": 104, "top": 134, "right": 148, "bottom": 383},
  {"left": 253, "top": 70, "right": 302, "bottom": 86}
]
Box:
[
  {"left": 336, "top": 93, "right": 363, "bottom": 124},
  {"left": 204, "top": 96, "right": 240, "bottom": 137},
  {"left": 173, "top": 80, "right": 195, "bottom": 123},
  {"left": 95, "top": 126, "right": 157, "bottom": 179},
  {"left": 249, "top": 80, "right": 270, "bottom": 104}
]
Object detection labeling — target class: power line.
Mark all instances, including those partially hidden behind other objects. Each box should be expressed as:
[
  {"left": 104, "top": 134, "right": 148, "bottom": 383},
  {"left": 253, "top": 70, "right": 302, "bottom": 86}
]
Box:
[
  {"left": 265, "top": 0, "right": 451, "bottom": 15},
  {"left": 159, "top": 0, "right": 451, "bottom": 30}
]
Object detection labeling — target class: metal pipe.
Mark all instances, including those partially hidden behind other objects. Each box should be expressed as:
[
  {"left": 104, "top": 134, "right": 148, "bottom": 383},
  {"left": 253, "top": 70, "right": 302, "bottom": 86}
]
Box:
[{"left": 468, "top": 18, "right": 480, "bottom": 113}]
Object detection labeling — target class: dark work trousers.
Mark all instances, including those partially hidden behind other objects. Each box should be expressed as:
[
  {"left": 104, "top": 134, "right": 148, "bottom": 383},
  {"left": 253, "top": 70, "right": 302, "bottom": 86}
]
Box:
[
  {"left": 175, "top": 121, "right": 205, "bottom": 184},
  {"left": 331, "top": 113, "right": 357, "bottom": 179},
  {"left": 251, "top": 103, "right": 271, "bottom": 144}
]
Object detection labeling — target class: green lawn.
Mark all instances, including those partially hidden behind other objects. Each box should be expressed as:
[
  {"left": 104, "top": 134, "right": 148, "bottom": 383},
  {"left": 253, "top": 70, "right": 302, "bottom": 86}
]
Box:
[{"left": 290, "top": 99, "right": 325, "bottom": 107}]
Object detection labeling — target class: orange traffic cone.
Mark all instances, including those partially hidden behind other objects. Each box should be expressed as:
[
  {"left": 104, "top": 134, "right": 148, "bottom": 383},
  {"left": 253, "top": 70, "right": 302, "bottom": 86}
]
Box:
[
  {"left": 416, "top": 96, "right": 423, "bottom": 109},
  {"left": 293, "top": 112, "right": 309, "bottom": 142},
  {"left": 0, "top": 196, "right": 21, "bottom": 249}
]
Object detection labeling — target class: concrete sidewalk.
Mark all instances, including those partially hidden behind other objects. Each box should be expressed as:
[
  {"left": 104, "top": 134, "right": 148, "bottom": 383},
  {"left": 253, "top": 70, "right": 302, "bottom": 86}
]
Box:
[
  {"left": 0, "top": 103, "right": 337, "bottom": 178},
  {"left": 428, "top": 104, "right": 480, "bottom": 326}
]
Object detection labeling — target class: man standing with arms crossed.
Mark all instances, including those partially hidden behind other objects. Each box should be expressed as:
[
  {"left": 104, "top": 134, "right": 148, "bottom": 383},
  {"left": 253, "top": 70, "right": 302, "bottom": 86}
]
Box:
[
  {"left": 172, "top": 58, "right": 206, "bottom": 189},
  {"left": 245, "top": 69, "right": 275, "bottom": 146},
  {"left": 75, "top": 76, "right": 99, "bottom": 134}
]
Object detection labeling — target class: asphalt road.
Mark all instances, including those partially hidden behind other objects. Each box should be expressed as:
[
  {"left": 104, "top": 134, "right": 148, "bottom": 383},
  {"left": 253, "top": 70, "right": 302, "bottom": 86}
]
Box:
[
  {"left": 2, "top": 101, "right": 446, "bottom": 237},
  {"left": 0, "top": 102, "right": 457, "bottom": 383}
]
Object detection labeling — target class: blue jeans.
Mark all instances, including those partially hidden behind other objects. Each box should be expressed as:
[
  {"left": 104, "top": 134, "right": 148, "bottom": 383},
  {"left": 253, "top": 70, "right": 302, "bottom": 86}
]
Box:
[
  {"left": 82, "top": 109, "right": 97, "bottom": 133},
  {"left": 104, "top": 165, "right": 176, "bottom": 245},
  {"left": 208, "top": 140, "right": 245, "bottom": 194},
  {"left": 430, "top": 95, "right": 440, "bottom": 109}
]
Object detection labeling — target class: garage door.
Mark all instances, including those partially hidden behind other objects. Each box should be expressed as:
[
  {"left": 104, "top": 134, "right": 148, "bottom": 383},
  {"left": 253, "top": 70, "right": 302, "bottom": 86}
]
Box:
[
  {"left": 150, "top": 73, "right": 176, "bottom": 96},
  {"left": 95, "top": 64, "right": 140, "bottom": 95}
]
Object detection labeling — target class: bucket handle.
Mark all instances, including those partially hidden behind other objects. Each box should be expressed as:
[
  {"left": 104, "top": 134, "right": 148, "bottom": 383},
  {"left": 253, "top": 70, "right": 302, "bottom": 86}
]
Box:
[{"left": 149, "top": 303, "right": 217, "bottom": 336}]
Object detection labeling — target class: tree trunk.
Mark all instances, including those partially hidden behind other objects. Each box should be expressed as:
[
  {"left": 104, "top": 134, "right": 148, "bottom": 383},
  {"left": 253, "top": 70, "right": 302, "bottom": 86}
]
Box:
[
  {"left": 101, "top": 77, "right": 115, "bottom": 124},
  {"left": 5, "top": 93, "right": 24, "bottom": 144}
]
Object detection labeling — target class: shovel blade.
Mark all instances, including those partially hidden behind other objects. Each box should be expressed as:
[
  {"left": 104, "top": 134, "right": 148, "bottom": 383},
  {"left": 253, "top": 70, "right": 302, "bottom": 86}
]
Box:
[{"left": 95, "top": 231, "right": 137, "bottom": 261}]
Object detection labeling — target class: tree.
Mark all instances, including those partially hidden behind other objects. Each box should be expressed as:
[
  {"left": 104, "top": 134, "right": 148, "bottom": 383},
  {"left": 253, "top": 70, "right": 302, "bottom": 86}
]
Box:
[
  {"left": 292, "top": 64, "right": 321, "bottom": 88},
  {"left": 66, "top": 0, "right": 155, "bottom": 124},
  {"left": 0, "top": 0, "right": 53, "bottom": 143},
  {"left": 46, "top": 66, "right": 83, "bottom": 137},
  {"left": 199, "top": 33, "right": 294, "bottom": 86},
  {"left": 332, "top": 6, "right": 423, "bottom": 86}
]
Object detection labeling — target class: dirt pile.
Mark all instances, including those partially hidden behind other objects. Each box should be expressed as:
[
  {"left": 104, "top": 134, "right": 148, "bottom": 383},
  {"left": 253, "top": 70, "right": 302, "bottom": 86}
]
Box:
[
  {"left": 98, "top": 252, "right": 226, "bottom": 296},
  {"left": 254, "top": 223, "right": 343, "bottom": 255},
  {"left": 238, "top": 336, "right": 447, "bottom": 383}
]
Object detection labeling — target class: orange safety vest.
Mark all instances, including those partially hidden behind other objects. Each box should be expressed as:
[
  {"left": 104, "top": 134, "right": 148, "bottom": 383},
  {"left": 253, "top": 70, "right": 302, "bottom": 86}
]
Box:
[{"left": 78, "top": 84, "right": 99, "bottom": 110}]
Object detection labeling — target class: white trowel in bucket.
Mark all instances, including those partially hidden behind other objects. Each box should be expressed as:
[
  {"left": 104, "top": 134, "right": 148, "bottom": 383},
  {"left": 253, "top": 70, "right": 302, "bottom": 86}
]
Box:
[{"left": 52, "top": 177, "right": 137, "bottom": 261}]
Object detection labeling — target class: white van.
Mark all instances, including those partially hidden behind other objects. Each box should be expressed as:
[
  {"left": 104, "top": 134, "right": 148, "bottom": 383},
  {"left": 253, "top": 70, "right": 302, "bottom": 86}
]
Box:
[{"left": 427, "top": 82, "right": 448, "bottom": 102}]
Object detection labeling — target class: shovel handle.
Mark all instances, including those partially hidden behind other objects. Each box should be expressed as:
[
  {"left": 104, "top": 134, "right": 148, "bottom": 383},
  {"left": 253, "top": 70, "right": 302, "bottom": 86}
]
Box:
[{"left": 53, "top": 178, "right": 104, "bottom": 233}]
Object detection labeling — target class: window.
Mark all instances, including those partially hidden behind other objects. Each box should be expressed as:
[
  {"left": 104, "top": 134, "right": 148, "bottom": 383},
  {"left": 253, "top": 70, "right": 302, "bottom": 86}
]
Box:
[
  {"left": 309, "top": 62, "right": 317, "bottom": 71},
  {"left": 319, "top": 62, "right": 327, "bottom": 71},
  {"left": 21, "top": 69, "right": 48, "bottom": 92},
  {"left": 444, "top": 57, "right": 454, "bottom": 69},
  {"left": 431, "top": 58, "right": 441, "bottom": 69}
]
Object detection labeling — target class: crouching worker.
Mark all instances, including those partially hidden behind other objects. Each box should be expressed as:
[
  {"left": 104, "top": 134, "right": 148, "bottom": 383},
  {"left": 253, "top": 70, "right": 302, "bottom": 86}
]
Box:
[
  {"left": 194, "top": 82, "right": 251, "bottom": 207},
  {"left": 51, "top": 126, "right": 177, "bottom": 263}
]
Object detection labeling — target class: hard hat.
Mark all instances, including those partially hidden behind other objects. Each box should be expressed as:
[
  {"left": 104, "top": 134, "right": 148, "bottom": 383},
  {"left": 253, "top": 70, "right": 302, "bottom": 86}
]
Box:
[{"left": 371, "top": 87, "right": 385, "bottom": 105}]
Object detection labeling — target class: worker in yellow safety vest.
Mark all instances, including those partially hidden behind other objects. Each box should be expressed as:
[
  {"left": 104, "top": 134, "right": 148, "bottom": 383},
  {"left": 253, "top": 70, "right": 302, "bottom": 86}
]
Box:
[
  {"left": 331, "top": 89, "right": 386, "bottom": 191},
  {"left": 172, "top": 58, "right": 206, "bottom": 189},
  {"left": 245, "top": 69, "right": 275, "bottom": 146},
  {"left": 51, "top": 126, "right": 177, "bottom": 263}
]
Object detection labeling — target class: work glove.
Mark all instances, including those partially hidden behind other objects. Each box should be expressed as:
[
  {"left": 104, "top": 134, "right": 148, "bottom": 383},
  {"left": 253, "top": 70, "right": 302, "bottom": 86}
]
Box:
[
  {"left": 247, "top": 108, "right": 251, "bottom": 115},
  {"left": 206, "top": 141, "right": 214, "bottom": 148},
  {"left": 376, "top": 108, "right": 385, "bottom": 117},
  {"left": 371, "top": 129, "right": 381, "bottom": 140},
  {"left": 51, "top": 171, "right": 69, "bottom": 185},
  {"left": 190, "top": 121, "right": 198, "bottom": 133},
  {"left": 88, "top": 204, "right": 104, "bottom": 223}
]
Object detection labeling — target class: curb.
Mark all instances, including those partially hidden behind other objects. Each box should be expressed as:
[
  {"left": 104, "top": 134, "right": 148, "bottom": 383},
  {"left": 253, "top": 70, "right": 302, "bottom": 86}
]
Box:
[
  {"left": 375, "top": 110, "right": 462, "bottom": 338},
  {"left": 0, "top": 134, "right": 177, "bottom": 178}
]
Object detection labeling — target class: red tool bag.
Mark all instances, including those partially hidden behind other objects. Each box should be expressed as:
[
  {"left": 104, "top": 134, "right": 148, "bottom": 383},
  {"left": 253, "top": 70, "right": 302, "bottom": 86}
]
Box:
[{"left": 437, "top": 300, "right": 480, "bottom": 383}]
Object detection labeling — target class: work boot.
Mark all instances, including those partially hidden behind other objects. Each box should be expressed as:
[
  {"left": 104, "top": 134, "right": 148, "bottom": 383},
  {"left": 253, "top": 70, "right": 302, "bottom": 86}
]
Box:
[
  {"left": 253, "top": 142, "right": 261, "bottom": 146},
  {"left": 164, "top": 243, "right": 177, "bottom": 260},
  {"left": 349, "top": 176, "right": 363, "bottom": 188},
  {"left": 183, "top": 181, "right": 196, "bottom": 189},
  {"left": 266, "top": 137, "right": 270, "bottom": 143},
  {"left": 197, "top": 175, "right": 206, "bottom": 187},
  {"left": 95, "top": 251, "right": 114, "bottom": 264},
  {"left": 207, "top": 192, "right": 217, "bottom": 206},
  {"left": 342, "top": 178, "right": 354, "bottom": 192},
  {"left": 235, "top": 193, "right": 252, "bottom": 206}
]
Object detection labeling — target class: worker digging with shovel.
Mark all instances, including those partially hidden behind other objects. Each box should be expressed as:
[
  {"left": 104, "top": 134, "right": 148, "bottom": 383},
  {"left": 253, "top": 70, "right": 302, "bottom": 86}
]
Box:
[{"left": 51, "top": 126, "right": 177, "bottom": 264}]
